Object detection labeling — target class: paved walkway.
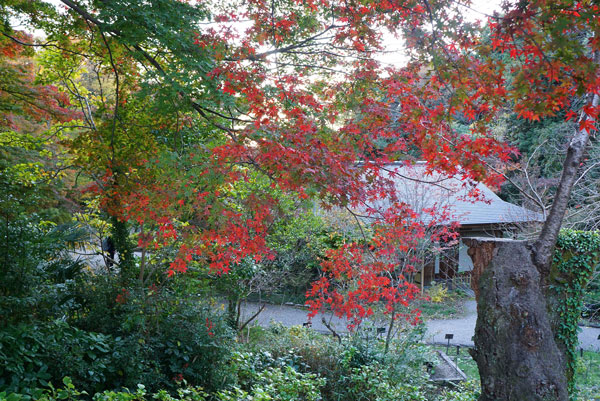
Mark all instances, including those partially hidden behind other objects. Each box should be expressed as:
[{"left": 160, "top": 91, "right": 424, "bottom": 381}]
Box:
[
  {"left": 239, "top": 300, "right": 600, "bottom": 352},
  {"left": 238, "top": 302, "right": 350, "bottom": 334},
  {"left": 69, "top": 251, "right": 600, "bottom": 351}
]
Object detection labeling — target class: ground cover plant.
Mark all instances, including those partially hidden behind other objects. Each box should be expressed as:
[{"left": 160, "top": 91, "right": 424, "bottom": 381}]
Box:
[{"left": 413, "top": 284, "right": 471, "bottom": 320}]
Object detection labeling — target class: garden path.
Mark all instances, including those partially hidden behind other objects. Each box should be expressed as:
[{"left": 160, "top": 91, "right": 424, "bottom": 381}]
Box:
[{"left": 239, "top": 300, "right": 600, "bottom": 352}]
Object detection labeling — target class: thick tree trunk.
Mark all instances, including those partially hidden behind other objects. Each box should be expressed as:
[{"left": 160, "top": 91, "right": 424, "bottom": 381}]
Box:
[
  {"left": 465, "top": 56, "right": 599, "bottom": 400},
  {"left": 465, "top": 238, "right": 568, "bottom": 401}
]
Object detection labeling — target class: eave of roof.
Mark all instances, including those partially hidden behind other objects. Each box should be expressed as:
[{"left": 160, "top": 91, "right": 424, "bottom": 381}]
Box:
[{"left": 365, "top": 162, "right": 545, "bottom": 226}]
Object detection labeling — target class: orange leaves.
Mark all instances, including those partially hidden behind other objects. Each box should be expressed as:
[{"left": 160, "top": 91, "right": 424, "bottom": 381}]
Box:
[
  {"left": 0, "top": 35, "right": 80, "bottom": 128},
  {"left": 485, "top": 0, "right": 600, "bottom": 124},
  {"left": 517, "top": 108, "right": 541, "bottom": 122}
]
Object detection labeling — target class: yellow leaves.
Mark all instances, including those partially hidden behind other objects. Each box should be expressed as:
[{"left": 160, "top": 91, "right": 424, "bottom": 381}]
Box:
[
  {"left": 7, "top": 162, "right": 47, "bottom": 186},
  {"left": 0, "top": 131, "right": 42, "bottom": 150},
  {"left": 38, "top": 149, "right": 53, "bottom": 158},
  {"left": 38, "top": 220, "right": 57, "bottom": 229},
  {"left": 427, "top": 281, "right": 448, "bottom": 303}
]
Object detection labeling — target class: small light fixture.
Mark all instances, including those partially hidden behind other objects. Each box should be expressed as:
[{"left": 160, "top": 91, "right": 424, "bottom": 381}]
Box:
[{"left": 445, "top": 333, "right": 454, "bottom": 354}]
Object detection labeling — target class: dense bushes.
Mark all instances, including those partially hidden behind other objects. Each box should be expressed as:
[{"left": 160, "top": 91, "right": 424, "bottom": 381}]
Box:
[
  {"left": 1, "top": 323, "right": 481, "bottom": 401},
  {"left": 218, "top": 361, "right": 325, "bottom": 401},
  {"left": 0, "top": 246, "right": 234, "bottom": 398},
  {"left": 0, "top": 322, "right": 118, "bottom": 397},
  {"left": 0, "top": 305, "right": 232, "bottom": 398},
  {"left": 0, "top": 377, "right": 210, "bottom": 401},
  {"left": 0, "top": 218, "right": 85, "bottom": 327},
  {"left": 241, "top": 324, "right": 476, "bottom": 401}
]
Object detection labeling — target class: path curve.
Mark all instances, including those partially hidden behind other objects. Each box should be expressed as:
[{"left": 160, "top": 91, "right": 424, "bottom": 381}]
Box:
[{"left": 239, "top": 300, "right": 600, "bottom": 352}]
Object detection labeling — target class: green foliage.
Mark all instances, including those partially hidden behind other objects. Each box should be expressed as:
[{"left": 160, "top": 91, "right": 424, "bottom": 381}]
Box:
[
  {"left": 0, "top": 272, "right": 235, "bottom": 397},
  {"left": 110, "top": 217, "right": 136, "bottom": 283},
  {"left": 550, "top": 230, "right": 600, "bottom": 400},
  {"left": 0, "top": 217, "right": 85, "bottom": 326},
  {"left": 245, "top": 323, "right": 433, "bottom": 401},
  {"left": 0, "top": 378, "right": 209, "bottom": 401},
  {"left": 434, "top": 381, "right": 479, "bottom": 401},
  {"left": 412, "top": 289, "right": 468, "bottom": 320},
  {"left": 0, "top": 322, "right": 117, "bottom": 397},
  {"left": 70, "top": 276, "right": 235, "bottom": 393},
  {"left": 342, "top": 363, "right": 428, "bottom": 401},
  {"left": 574, "top": 350, "right": 600, "bottom": 400},
  {"left": 504, "top": 115, "right": 573, "bottom": 177},
  {"left": 217, "top": 364, "right": 325, "bottom": 401}
]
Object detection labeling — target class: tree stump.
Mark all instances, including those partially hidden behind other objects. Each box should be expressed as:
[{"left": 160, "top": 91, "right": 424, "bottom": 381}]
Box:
[{"left": 463, "top": 238, "right": 568, "bottom": 401}]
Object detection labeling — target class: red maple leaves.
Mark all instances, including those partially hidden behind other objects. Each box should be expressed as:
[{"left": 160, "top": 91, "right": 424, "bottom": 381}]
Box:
[
  {"left": 23, "top": 0, "right": 598, "bottom": 328},
  {"left": 306, "top": 201, "right": 459, "bottom": 329}
]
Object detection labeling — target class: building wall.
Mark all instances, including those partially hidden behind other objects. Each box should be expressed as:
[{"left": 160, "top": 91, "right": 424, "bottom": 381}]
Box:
[{"left": 457, "top": 227, "right": 503, "bottom": 272}]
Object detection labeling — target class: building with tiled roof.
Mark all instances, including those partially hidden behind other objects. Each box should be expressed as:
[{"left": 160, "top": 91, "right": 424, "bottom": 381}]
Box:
[{"left": 357, "top": 162, "right": 545, "bottom": 286}]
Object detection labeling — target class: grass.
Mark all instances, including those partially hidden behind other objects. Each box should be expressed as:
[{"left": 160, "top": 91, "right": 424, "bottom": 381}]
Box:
[
  {"left": 430, "top": 345, "right": 479, "bottom": 380},
  {"left": 429, "top": 345, "right": 600, "bottom": 400},
  {"left": 415, "top": 298, "right": 467, "bottom": 320},
  {"left": 575, "top": 350, "right": 600, "bottom": 400},
  {"left": 415, "top": 286, "right": 473, "bottom": 320}
]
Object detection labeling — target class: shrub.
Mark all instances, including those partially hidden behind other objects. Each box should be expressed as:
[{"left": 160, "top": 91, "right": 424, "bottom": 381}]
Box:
[
  {"left": 140, "top": 303, "right": 234, "bottom": 393},
  {"left": 435, "top": 381, "right": 479, "bottom": 401},
  {"left": 217, "top": 364, "right": 325, "bottom": 401},
  {"left": 65, "top": 269, "right": 236, "bottom": 394},
  {"left": 344, "top": 364, "right": 428, "bottom": 401},
  {"left": 0, "top": 217, "right": 85, "bottom": 327},
  {"left": 245, "top": 323, "right": 433, "bottom": 401},
  {"left": 0, "top": 322, "right": 118, "bottom": 397},
  {"left": 0, "top": 303, "right": 234, "bottom": 397},
  {"left": 427, "top": 282, "right": 449, "bottom": 303},
  {"left": 0, "top": 377, "right": 210, "bottom": 401}
]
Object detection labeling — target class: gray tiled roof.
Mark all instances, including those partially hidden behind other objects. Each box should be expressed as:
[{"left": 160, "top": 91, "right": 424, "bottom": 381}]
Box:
[{"left": 365, "top": 163, "right": 545, "bottom": 226}]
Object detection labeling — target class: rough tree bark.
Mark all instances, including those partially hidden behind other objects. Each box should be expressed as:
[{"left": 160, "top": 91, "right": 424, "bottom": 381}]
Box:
[
  {"left": 464, "top": 74, "right": 600, "bottom": 400},
  {"left": 465, "top": 238, "right": 568, "bottom": 401}
]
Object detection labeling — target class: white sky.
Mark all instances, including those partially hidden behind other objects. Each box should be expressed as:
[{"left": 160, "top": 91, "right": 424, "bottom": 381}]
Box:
[
  {"left": 377, "top": 0, "right": 504, "bottom": 67},
  {"left": 15, "top": 0, "right": 503, "bottom": 69}
]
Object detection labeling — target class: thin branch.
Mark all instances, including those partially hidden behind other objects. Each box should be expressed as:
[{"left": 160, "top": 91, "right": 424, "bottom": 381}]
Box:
[
  {"left": 0, "top": 31, "right": 93, "bottom": 58},
  {"left": 98, "top": 28, "right": 119, "bottom": 163},
  {"left": 238, "top": 303, "right": 266, "bottom": 332},
  {"left": 573, "top": 160, "right": 600, "bottom": 187},
  {"left": 321, "top": 316, "right": 342, "bottom": 343}
]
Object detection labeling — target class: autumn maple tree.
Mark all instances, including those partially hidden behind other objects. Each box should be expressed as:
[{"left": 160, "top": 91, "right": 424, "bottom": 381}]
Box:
[{"left": 1, "top": 0, "right": 511, "bottom": 287}]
